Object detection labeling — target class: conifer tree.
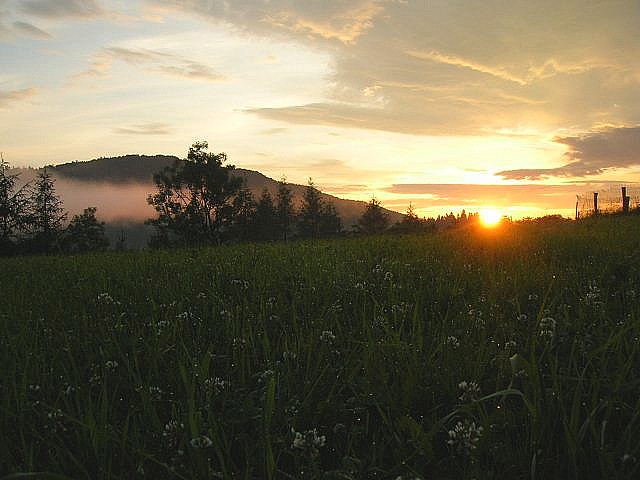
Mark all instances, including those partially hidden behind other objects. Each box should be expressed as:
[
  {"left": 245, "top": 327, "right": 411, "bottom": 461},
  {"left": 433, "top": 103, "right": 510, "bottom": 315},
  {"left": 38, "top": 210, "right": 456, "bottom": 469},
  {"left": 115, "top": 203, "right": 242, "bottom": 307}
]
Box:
[
  {"left": 275, "top": 177, "right": 294, "bottom": 241},
  {"left": 298, "top": 179, "right": 324, "bottom": 239},
  {"left": 357, "top": 197, "right": 389, "bottom": 235},
  {"left": 254, "top": 188, "right": 278, "bottom": 241},
  {"left": 0, "top": 154, "right": 30, "bottom": 254},
  {"left": 30, "top": 167, "right": 66, "bottom": 253},
  {"left": 231, "top": 186, "right": 256, "bottom": 242}
]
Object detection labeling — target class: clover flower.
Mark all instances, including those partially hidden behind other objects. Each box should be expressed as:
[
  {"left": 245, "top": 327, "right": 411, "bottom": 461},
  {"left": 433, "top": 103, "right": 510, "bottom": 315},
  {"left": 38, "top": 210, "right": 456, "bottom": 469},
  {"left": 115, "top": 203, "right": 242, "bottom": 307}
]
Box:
[
  {"left": 190, "top": 435, "right": 213, "bottom": 449},
  {"left": 291, "top": 428, "right": 326, "bottom": 457},
  {"left": 458, "top": 381, "right": 480, "bottom": 403},
  {"left": 447, "top": 419, "right": 483, "bottom": 456},
  {"left": 320, "top": 330, "right": 336, "bottom": 343},
  {"left": 539, "top": 316, "right": 556, "bottom": 339}
]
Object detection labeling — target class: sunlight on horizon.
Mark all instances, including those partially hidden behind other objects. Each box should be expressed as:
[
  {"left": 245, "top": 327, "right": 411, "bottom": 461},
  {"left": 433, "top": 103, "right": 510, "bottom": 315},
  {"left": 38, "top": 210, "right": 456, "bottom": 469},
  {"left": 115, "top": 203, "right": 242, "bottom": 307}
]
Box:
[{"left": 479, "top": 208, "right": 503, "bottom": 227}]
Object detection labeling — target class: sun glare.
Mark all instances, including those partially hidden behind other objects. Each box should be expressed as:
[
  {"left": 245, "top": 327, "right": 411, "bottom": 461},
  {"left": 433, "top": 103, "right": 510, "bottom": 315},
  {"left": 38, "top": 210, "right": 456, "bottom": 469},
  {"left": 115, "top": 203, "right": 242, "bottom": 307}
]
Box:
[{"left": 480, "top": 209, "right": 502, "bottom": 227}]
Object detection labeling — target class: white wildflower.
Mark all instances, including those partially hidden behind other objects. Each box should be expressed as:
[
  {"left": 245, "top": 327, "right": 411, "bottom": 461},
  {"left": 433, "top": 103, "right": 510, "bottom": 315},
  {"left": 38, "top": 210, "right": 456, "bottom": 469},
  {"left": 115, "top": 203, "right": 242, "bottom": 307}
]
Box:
[
  {"left": 291, "top": 428, "right": 326, "bottom": 457},
  {"left": 447, "top": 419, "right": 483, "bottom": 456},
  {"left": 446, "top": 336, "right": 460, "bottom": 348},
  {"left": 105, "top": 360, "right": 119, "bottom": 371},
  {"left": 458, "top": 381, "right": 480, "bottom": 403},
  {"left": 539, "top": 317, "right": 556, "bottom": 339},
  {"left": 190, "top": 435, "right": 213, "bottom": 449},
  {"left": 320, "top": 330, "right": 336, "bottom": 343}
]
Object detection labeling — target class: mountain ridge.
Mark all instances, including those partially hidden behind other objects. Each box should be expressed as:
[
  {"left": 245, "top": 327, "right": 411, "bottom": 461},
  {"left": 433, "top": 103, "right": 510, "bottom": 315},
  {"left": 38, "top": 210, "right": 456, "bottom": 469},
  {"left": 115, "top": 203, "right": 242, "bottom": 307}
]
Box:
[{"left": 10, "top": 155, "right": 404, "bottom": 230}]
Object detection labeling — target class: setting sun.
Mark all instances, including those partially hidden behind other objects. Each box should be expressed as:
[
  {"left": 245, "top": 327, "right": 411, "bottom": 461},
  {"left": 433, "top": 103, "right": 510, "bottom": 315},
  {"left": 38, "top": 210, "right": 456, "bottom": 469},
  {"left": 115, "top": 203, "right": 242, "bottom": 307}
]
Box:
[{"left": 480, "top": 209, "right": 503, "bottom": 227}]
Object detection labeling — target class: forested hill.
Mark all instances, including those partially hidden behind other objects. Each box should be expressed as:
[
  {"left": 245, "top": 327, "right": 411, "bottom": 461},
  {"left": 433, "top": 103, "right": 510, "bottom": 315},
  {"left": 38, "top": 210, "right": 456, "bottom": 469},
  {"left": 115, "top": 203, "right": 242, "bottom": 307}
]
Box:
[
  {"left": 19, "top": 155, "right": 403, "bottom": 228},
  {"left": 50, "top": 155, "right": 178, "bottom": 183}
]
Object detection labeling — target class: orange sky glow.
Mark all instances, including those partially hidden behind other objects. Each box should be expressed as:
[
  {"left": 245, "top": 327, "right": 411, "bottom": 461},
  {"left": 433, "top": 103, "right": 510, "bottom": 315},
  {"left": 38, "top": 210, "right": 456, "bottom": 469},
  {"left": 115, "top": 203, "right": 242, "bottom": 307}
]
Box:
[{"left": 2, "top": 1, "right": 640, "bottom": 220}]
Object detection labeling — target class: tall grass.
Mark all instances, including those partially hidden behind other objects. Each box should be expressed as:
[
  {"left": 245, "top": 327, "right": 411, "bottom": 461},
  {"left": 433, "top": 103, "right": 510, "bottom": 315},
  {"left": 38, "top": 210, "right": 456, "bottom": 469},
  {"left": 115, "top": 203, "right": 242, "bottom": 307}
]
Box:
[{"left": 1, "top": 216, "right": 640, "bottom": 479}]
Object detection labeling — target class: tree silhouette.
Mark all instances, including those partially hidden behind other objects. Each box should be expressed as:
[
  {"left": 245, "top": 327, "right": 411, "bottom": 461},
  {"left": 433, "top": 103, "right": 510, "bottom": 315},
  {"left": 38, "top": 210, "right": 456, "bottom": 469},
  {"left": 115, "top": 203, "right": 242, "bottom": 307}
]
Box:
[
  {"left": 254, "top": 189, "right": 278, "bottom": 241},
  {"left": 147, "top": 141, "right": 243, "bottom": 246},
  {"left": 63, "top": 207, "right": 109, "bottom": 253},
  {"left": 298, "top": 179, "right": 324, "bottom": 239},
  {"left": 0, "top": 155, "right": 30, "bottom": 254},
  {"left": 30, "top": 167, "right": 66, "bottom": 253},
  {"left": 319, "top": 202, "right": 342, "bottom": 236},
  {"left": 231, "top": 185, "right": 256, "bottom": 242},
  {"left": 390, "top": 203, "right": 426, "bottom": 234},
  {"left": 297, "top": 179, "right": 342, "bottom": 239},
  {"left": 357, "top": 197, "right": 389, "bottom": 234},
  {"left": 276, "top": 177, "right": 295, "bottom": 242}
]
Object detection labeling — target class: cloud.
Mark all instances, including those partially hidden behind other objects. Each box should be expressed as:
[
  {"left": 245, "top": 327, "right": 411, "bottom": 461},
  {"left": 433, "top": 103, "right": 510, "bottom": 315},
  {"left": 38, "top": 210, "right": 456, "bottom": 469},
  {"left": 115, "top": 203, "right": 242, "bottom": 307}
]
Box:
[
  {"left": 114, "top": 122, "right": 172, "bottom": 135},
  {"left": 19, "top": 0, "right": 103, "bottom": 18},
  {"left": 71, "top": 46, "right": 226, "bottom": 84},
  {"left": 13, "top": 20, "right": 51, "bottom": 38},
  {"left": 261, "top": 2, "right": 383, "bottom": 44},
  {"left": 146, "top": 0, "right": 640, "bottom": 139},
  {"left": 246, "top": 101, "right": 484, "bottom": 136},
  {"left": 260, "top": 127, "right": 288, "bottom": 135},
  {"left": 147, "top": 0, "right": 384, "bottom": 44},
  {"left": 498, "top": 126, "right": 640, "bottom": 180},
  {"left": 0, "top": 87, "right": 37, "bottom": 108},
  {"left": 382, "top": 183, "right": 608, "bottom": 212},
  {"left": 408, "top": 50, "right": 528, "bottom": 86}
]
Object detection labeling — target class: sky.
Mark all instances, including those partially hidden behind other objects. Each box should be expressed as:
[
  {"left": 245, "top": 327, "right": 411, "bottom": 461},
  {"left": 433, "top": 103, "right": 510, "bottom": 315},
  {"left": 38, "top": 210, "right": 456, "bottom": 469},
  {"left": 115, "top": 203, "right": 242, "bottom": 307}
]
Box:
[{"left": 2, "top": 0, "right": 640, "bottom": 219}]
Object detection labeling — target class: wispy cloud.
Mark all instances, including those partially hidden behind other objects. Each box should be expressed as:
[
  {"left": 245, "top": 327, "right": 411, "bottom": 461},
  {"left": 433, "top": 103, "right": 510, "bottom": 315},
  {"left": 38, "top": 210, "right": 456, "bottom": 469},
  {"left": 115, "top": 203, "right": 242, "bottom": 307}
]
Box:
[
  {"left": 0, "top": 87, "right": 37, "bottom": 108},
  {"left": 147, "top": 1, "right": 640, "bottom": 141},
  {"left": 19, "top": 0, "right": 103, "bottom": 18},
  {"left": 13, "top": 20, "right": 51, "bottom": 38},
  {"left": 114, "top": 122, "right": 172, "bottom": 135},
  {"left": 262, "top": 2, "right": 383, "bottom": 44},
  {"left": 498, "top": 126, "right": 640, "bottom": 180},
  {"left": 71, "top": 46, "right": 226, "bottom": 84},
  {"left": 408, "top": 50, "right": 528, "bottom": 86}
]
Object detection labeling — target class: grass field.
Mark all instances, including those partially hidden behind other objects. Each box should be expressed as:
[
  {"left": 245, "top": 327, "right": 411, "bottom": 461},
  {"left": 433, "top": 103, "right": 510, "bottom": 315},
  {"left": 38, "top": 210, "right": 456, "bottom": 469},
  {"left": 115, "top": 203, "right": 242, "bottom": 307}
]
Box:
[{"left": 2, "top": 216, "right": 640, "bottom": 479}]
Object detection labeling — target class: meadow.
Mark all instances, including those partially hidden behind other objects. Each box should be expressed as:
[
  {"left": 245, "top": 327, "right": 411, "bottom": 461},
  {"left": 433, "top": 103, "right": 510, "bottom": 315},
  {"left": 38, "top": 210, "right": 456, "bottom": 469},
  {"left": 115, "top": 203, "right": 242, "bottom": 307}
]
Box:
[{"left": 1, "top": 216, "right": 640, "bottom": 479}]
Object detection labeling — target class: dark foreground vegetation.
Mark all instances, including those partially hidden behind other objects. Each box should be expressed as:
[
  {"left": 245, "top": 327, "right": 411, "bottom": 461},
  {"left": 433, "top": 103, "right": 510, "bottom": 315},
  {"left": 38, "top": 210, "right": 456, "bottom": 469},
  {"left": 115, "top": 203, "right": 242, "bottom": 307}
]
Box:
[{"left": 2, "top": 216, "right": 640, "bottom": 479}]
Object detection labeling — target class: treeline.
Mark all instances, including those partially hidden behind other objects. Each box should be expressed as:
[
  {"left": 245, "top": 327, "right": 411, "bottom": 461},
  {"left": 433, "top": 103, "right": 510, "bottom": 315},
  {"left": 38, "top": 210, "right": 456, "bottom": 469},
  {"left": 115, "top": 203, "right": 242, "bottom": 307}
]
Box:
[
  {"left": 145, "top": 142, "right": 481, "bottom": 247},
  {"left": 1, "top": 142, "right": 480, "bottom": 255},
  {"left": 0, "top": 156, "right": 109, "bottom": 256},
  {"left": 145, "top": 142, "right": 343, "bottom": 247}
]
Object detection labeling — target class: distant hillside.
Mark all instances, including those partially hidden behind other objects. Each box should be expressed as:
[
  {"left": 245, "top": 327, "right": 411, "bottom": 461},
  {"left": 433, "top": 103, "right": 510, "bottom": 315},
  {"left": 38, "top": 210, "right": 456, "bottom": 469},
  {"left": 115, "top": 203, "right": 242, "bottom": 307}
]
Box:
[
  {"left": 50, "top": 155, "right": 178, "bottom": 183},
  {"left": 9, "top": 155, "right": 403, "bottom": 243}
]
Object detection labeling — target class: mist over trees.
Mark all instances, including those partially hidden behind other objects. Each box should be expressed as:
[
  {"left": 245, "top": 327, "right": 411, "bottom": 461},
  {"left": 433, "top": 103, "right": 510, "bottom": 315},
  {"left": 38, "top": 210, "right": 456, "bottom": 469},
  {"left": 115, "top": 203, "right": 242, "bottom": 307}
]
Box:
[
  {"left": 0, "top": 156, "right": 109, "bottom": 256},
  {"left": 2, "top": 142, "right": 485, "bottom": 255}
]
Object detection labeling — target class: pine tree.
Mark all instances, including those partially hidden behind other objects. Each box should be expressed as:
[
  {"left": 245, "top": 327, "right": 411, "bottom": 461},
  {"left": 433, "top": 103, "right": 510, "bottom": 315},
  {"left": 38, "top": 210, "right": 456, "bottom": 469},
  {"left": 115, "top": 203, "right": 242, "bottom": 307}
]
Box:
[
  {"left": 254, "top": 189, "right": 278, "bottom": 241},
  {"left": 0, "top": 154, "right": 30, "bottom": 254},
  {"left": 298, "top": 179, "right": 324, "bottom": 239},
  {"left": 357, "top": 197, "right": 389, "bottom": 235},
  {"left": 275, "top": 177, "right": 295, "bottom": 242},
  {"left": 231, "top": 186, "right": 256, "bottom": 242},
  {"left": 30, "top": 167, "right": 66, "bottom": 253},
  {"left": 320, "top": 202, "right": 342, "bottom": 236}
]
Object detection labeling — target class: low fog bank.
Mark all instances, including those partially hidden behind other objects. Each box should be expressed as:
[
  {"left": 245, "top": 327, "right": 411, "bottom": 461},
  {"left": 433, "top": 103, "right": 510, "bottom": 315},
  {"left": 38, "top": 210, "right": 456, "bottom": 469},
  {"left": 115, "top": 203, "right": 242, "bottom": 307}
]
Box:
[{"left": 54, "top": 178, "right": 154, "bottom": 222}]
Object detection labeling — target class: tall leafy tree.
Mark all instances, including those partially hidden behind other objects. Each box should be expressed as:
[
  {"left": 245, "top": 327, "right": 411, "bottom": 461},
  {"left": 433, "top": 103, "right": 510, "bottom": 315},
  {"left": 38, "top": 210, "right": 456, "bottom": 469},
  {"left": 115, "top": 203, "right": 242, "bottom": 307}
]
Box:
[
  {"left": 357, "top": 197, "right": 389, "bottom": 235},
  {"left": 0, "top": 154, "right": 30, "bottom": 254},
  {"left": 147, "top": 141, "right": 243, "bottom": 246},
  {"left": 275, "top": 177, "right": 295, "bottom": 242},
  {"left": 30, "top": 167, "right": 66, "bottom": 253},
  {"left": 64, "top": 207, "right": 109, "bottom": 253}
]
